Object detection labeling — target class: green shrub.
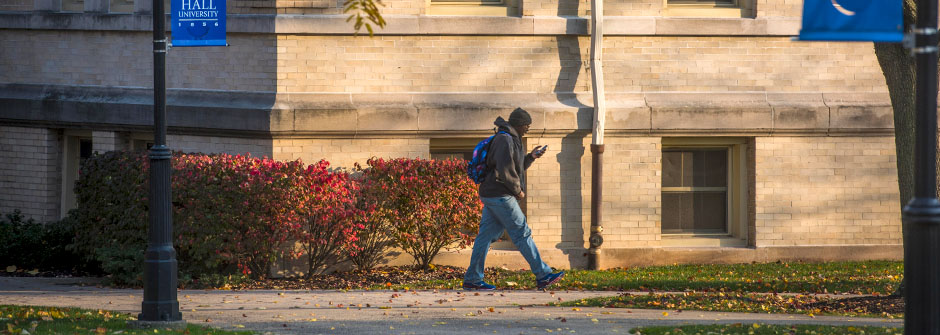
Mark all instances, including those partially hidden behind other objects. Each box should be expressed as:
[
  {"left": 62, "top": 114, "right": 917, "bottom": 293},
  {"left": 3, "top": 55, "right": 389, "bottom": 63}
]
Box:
[
  {"left": 94, "top": 245, "right": 144, "bottom": 286},
  {"left": 67, "top": 151, "right": 149, "bottom": 281},
  {"left": 0, "top": 210, "right": 86, "bottom": 272}
]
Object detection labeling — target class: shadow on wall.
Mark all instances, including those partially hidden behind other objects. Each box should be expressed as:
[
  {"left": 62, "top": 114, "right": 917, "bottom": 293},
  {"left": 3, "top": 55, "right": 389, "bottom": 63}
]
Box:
[
  {"left": 552, "top": 0, "right": 592, "bottom": 268},
  {"left": 556, "top": 130, "right": 590, "bottom": 267}
]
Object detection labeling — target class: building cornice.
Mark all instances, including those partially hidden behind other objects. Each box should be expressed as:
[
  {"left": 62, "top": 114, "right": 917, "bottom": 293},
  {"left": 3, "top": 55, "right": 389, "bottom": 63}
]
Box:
[{"left": 0, "top": 83, "right": 899, "bottom": 138}]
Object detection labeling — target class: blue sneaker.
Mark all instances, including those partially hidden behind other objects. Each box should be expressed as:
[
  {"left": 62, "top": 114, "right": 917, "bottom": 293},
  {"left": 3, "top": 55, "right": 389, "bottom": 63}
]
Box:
[
  {"left": 462, "top": 281, "right": 496, "bottom": 290},
  {"left": 536, "top": 271, "right": 565, "bottom": 290}
]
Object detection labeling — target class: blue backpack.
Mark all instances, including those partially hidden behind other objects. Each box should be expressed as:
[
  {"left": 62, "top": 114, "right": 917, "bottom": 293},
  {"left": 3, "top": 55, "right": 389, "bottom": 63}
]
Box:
[{"left": 466, "top": 131, "right": 507, "bottom": 184}]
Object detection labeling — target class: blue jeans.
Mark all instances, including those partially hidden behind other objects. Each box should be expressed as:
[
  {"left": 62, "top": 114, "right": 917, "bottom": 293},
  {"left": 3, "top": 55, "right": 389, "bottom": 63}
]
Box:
[{"left": 464, "top": 195, "right": 553, "bottom": 283}]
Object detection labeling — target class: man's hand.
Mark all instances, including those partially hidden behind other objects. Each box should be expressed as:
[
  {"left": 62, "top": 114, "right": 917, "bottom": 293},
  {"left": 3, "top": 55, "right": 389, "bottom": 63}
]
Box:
[
  {"left": 516, "top": 191, "right": 525, "bottom": 200},
  {"left": 531, "top": 146, "right": 546, "bottom": 159}
]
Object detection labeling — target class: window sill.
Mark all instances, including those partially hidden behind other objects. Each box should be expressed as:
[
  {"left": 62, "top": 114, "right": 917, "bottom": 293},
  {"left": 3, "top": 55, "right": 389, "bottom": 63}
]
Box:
[
  {"left": 661, "top": 235, "right": 747, "bottom": 248},
  {"left": 428, "top": 3, "right": 515, "bottom": 16}
]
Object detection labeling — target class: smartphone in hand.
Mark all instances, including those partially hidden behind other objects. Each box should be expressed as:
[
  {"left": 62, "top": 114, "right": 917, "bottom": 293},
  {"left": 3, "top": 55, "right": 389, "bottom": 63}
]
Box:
[{"left": 535, "top": 145, "right": 548, "bottom": 156}]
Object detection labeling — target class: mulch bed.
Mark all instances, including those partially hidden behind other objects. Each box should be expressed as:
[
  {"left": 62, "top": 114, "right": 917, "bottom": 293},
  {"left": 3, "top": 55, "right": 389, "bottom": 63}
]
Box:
[
  {"left": 193, "top": 265, "right": 480, "bottom": 290},
  {"left": 806, "top": 295, "right": 904, "bottom": 315}
]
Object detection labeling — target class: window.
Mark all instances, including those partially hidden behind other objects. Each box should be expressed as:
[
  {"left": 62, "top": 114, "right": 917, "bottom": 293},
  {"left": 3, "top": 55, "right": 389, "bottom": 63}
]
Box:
[
  {"left": 62, "top": 0, "right": 83, "bottom": 11},
  {"left": 662, "top": 148, "right": 728, "bottom": 234},
  {"left": 661, "top": 138, "right": 749, "bottom": 244},
  {"left": 668, "top": 0, "right": 736, "bottom": 5},
  {"left": 428, "top": 0, "right": 518, "bottom": 16},
  {"left": 110, "top": 0, "right": 135, "bottom": 13},
  {"left": 663, "top": 0, "right": 753, "bottom": 18}
]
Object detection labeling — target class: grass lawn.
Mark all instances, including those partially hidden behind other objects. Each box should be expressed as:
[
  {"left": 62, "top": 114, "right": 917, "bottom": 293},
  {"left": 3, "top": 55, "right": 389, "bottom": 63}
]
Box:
[
  {"left": 630, "top": 324, "right": 902, "bottom": 335},
  {"left": 373, "top": 260, "right": 902, "bottom": 294},
  {"left": 0, "top": 305, "right": 252, "bottom": 335},
  {"left": 554, "top": 292, "right": 902, "bottom": 319}
]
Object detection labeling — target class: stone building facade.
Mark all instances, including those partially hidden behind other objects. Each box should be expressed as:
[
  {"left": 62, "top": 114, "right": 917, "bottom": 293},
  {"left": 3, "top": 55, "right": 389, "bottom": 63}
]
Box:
[{"left": 0, "top": 0, "right": 902, "bottom": 270}]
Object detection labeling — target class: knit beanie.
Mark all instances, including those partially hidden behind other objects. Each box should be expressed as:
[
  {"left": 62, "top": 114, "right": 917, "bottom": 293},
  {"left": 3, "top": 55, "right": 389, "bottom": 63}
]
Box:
[{"left": 508, "top": 107, "right": 532, "bottom": 127}]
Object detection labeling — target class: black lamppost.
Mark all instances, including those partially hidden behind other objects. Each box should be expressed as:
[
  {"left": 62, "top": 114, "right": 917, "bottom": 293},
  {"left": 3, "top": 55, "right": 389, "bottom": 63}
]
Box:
[
  {"left": 903, "top": 0, "right": 940, "bottom": 333},
  {"left": 136, "top": 0, "right": 183, "bottom": 325}
]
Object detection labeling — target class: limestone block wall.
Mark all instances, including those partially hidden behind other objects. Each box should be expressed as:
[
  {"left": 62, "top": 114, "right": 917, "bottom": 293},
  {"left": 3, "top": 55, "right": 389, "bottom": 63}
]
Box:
[
  {"left": 0, "top": 126, "right": 60, "bottom": 223},
  {"left": 167, "top": 134, "right": 274, "bottom": 157},
  {"left": 524, "top": 135, "right": 661, "bottom": 250},
  {"left": 271, "top": 138, "right": 428, "bottom": 169},
  {"left": 604, "top": 37, "right": 885, "bottom": 93},
  {"left": 234, "top": 0, "right": 424, "bottom": 14},
  {"left": 91, "top": 131, "right": 131, "bottom": 153},
  {"left": 0, "top": 30, "right": 888, "bottom": 95},
  {"left": 600, "top": 136, "right": 662, "bottom": 248},
  {"left": 755, "top": 0, "right": 802, "bottom": 17},
  {"left": 0, "top": 31, "right": 276, "bottom": 92},
  {"left": 0, "top": 0, "right": 32, "bottom": 11},
  {"left": 271, "top": 35, "right": 888, "bottom": 94},
  {"left": 753, "top": 136, "right": 902, "bottom": 246},
  {"left": 525, "top": 135, "right": 587, "bottom": 249}
]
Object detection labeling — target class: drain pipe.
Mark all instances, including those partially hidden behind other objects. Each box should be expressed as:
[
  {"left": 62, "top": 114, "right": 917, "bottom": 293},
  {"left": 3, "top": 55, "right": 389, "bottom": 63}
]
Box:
[{"left": 587, "top": 0, "right": 605, "bottom": 270}]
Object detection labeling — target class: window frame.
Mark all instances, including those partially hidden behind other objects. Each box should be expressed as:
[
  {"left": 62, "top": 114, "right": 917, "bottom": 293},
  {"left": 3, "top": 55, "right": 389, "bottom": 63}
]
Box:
[
  {"left": 662, "top": 0, "right": 753, "bottom": 18},
  {"left": 61, "top": 130, "right": 92, "bottom": 218},
  {"left": 661, "top": 137, "right": 748, "bottom": 239},
  {"left": 428, "top": 0, "right": 519, "bottom": 16}
]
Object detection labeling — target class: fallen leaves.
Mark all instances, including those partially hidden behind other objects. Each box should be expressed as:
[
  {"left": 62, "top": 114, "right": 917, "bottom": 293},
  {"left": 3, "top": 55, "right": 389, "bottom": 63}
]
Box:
[{"left": 562, "top": 291, "right": 904, "bottom": 318}]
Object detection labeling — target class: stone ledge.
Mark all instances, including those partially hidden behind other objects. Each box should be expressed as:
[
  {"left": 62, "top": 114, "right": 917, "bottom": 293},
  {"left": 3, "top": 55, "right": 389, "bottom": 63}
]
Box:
[
  {"left": 0, "top": 83, "right": 897, "bottom": 135},
  {"left": 0, "top": 11, "right": 804, "bottom": 36}
]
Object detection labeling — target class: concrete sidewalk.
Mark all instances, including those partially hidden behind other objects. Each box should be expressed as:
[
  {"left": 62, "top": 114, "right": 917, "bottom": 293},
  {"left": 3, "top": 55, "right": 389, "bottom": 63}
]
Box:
[{"left": 0, "top": 277, "right": 902, "bottom": 335}]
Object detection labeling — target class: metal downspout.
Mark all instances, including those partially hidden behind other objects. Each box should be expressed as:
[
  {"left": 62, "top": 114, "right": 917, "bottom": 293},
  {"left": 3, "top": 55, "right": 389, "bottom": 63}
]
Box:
[{"left": 588, "top": 0, "right": 605, "bottom": 270}]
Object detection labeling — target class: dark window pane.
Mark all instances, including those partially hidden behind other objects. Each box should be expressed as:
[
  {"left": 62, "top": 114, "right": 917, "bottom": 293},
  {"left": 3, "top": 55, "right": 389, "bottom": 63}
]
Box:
[
  {"left": 688, "top": 149, "right": 727, "bottom": 187},
  {"left": 79, "top": 139, "right": 93, "bottom": 159},
  {"left": 662, "top": 151, "right": 682, "bottom": 187},
  {"left": 679, "top": 192, "right": 694, "bottom": 230},
  {"left": 662, "top": 193, "right": 681, "bottom": 231},
  {"left": 663, "top": 150, "right": 694, "bottom": 187},
  {"left": 704, "top": 149, "right": 727, "bottom": 187},
  {"left": 693, "top": 191, "right": 726, "bottom": 231},
  {"left": 691, "top": 150, "right": 706, "bottom": 187}
]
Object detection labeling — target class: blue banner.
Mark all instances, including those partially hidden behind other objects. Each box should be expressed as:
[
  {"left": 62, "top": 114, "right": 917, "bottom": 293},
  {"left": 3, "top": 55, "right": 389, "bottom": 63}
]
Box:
[
  {"left": 171, "top": 0, "right": 226, "bottom": 47},
  {"left": 798, "top": 0, "right": 903, "bottom": 42}
]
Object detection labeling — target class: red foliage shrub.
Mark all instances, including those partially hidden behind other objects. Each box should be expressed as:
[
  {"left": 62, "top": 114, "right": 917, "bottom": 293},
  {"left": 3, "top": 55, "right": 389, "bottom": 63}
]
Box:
[
  {"left": 357, "top": 157, "right": 482, "bottom": 269},
  {"left": 70, "top": 152, "right": 360, "bottom": 281}
]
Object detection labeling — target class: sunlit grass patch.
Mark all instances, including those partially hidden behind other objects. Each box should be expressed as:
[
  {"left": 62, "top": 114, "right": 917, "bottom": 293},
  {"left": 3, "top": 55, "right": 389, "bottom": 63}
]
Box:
[
  {"left": 375, "top": 260, "right": 902, "bottom": 294},
  {"left": 554, "top": 292, "right": 902, "bottom": 318}
]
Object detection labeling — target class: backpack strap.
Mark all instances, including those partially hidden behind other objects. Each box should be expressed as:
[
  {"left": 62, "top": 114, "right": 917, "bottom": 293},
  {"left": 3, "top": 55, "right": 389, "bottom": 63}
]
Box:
[{"left": 483, "top": 130, "right": 509, "bottom": 171}]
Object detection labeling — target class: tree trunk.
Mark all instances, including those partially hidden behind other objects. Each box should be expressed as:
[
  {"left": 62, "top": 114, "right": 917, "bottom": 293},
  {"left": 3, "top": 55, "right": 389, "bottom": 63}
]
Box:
[
  {"left": 873, "top": 0, "right": 940, "bottom": 297},
  {"left": 876, "top": 0, "right": 918, "bottom": 224}
]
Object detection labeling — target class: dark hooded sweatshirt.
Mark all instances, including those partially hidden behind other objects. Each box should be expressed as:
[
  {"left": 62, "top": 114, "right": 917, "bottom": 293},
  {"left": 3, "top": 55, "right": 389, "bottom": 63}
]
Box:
[{"left": 479, "top": 117, "right": 535, "bottom": 198}]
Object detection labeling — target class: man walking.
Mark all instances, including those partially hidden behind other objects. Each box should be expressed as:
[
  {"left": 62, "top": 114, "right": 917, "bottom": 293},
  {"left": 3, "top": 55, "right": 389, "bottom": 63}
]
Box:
[{"left": 463, "top": 108, "right": 565, "bottom": 291}]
